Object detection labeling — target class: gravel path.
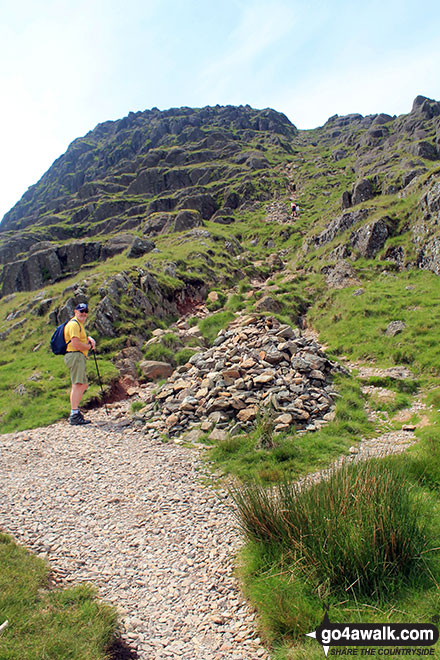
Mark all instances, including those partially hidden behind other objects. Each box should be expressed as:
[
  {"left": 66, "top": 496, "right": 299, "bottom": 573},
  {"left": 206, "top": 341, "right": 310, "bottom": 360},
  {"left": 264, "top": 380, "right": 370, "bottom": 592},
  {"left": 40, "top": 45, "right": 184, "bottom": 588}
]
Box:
[
  {"left": 0, "top": 403, "right": 268, "bottom": 660},
  {"left": 0, "top": 370, "right": 429, "bottom": 660}
]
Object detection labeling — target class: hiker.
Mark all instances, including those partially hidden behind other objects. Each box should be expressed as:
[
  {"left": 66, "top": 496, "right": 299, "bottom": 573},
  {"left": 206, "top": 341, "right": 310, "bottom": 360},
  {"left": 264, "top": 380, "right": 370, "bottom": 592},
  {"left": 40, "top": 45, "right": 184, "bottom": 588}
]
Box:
[
  {"left": 291, "top": 201, "right": 299, "bottom": 218},
  {"left": 64, "top": 303, "right": 96, "bottom": 425}
]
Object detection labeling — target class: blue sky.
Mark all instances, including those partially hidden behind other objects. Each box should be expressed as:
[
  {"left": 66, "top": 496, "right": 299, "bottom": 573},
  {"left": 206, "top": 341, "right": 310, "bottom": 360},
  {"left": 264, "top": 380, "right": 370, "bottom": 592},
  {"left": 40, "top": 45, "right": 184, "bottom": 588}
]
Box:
[{"left": 1, "top": 0, "right": 440, "bottom": 222}]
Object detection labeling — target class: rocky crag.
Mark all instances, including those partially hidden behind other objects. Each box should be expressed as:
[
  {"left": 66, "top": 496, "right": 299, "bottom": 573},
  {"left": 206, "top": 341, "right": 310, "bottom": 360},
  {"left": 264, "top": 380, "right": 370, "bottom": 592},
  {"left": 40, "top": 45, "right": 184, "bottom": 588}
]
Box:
[
  {"left": 1, "top": 96, "right": 440, "bottom": 301},
  {"left": 0, "top": 105, "right": 296, "bottom": 295}
]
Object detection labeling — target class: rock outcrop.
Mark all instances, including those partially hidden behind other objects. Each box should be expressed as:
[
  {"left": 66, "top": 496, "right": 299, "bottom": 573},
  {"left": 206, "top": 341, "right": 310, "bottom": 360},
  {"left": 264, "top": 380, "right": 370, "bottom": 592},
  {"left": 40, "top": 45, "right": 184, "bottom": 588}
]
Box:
[
  {"left": 0, "top": 105, "right": 297, "bottom": 240},
  {"left": 314, "top": 209, "right": 371, "bottom": 248},
  {"left": 0, "top": 237, "right": 155, "bottom": 296},
  {"left": 350, "top": 216, "right": 398, "bottom": 258}
]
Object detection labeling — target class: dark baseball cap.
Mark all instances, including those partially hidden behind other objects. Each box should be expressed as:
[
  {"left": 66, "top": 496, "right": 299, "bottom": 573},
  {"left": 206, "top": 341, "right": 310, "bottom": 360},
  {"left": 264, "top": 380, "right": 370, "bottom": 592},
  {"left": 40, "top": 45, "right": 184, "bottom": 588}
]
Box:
[{"left": 75, "top": 303, "right": 89, "bottom": 312}]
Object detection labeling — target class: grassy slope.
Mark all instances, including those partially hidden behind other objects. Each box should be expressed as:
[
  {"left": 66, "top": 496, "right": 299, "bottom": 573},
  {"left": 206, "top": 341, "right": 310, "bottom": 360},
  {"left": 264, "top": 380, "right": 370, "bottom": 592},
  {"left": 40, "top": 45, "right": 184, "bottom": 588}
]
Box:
[{"left": 0, "top": 533, "right": 117, "bottom": 660}]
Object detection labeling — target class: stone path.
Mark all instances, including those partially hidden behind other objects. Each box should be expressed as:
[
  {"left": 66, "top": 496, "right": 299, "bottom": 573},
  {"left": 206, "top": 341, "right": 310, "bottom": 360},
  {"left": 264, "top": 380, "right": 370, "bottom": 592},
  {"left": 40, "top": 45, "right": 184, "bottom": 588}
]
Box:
[
  {"left": 0, "top": 363, "right": 430, "bottom": 660},
  {"left": 0, "top": 404, "right": 268, "bottom": 660}
]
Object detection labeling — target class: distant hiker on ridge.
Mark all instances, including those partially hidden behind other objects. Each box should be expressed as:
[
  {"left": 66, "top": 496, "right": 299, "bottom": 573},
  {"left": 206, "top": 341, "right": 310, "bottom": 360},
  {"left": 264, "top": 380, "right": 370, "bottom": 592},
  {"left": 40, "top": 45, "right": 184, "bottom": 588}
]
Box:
[
  {"left": 64, "top": 303, "right": 96, "bottom": 425},
  {"left": 291, "top": 201, "right": 299, "bottom": 219}
]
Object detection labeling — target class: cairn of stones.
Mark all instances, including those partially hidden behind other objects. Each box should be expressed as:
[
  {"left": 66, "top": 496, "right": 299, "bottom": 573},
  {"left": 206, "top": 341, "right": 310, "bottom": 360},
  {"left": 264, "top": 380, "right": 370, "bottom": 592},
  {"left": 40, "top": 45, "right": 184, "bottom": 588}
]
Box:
[{"left": 141, "top": 315, "right": 343, "bottom": 439}]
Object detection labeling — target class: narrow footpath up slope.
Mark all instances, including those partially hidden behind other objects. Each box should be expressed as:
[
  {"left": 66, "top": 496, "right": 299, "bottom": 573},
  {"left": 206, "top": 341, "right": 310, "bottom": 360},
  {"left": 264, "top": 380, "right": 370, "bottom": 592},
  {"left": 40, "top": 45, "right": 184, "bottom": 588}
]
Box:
[{"left": 0, "top": 405, "right": 269, "bottom": 660}]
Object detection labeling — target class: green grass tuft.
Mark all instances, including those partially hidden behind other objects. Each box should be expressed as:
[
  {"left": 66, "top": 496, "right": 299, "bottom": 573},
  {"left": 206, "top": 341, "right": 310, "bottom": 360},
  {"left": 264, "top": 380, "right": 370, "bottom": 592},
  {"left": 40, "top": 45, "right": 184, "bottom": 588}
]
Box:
[{"left": 0, "top": 534, "right": 118, "bottom": 659}]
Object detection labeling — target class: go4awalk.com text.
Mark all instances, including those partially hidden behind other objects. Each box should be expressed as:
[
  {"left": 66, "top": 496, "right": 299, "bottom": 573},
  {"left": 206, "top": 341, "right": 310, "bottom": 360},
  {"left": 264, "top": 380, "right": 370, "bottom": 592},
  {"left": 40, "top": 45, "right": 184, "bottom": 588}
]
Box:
[{"left": 306, "top": 612, "right": 438, "bottom": 657}]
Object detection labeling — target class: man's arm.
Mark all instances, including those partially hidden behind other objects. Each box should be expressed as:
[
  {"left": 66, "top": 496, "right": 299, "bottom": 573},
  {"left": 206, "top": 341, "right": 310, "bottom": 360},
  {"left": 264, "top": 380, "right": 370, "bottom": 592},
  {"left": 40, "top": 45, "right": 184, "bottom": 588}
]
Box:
[{"left": 70, "top": 336, "right": 95, "bottom": 351}]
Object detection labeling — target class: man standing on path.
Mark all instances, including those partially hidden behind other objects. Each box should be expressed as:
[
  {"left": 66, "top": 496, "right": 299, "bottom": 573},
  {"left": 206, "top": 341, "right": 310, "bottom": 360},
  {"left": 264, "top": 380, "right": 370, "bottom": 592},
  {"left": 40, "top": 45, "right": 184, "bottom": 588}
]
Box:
[{"left": 64, "top": 303, "right": 96, "bottom": 426}]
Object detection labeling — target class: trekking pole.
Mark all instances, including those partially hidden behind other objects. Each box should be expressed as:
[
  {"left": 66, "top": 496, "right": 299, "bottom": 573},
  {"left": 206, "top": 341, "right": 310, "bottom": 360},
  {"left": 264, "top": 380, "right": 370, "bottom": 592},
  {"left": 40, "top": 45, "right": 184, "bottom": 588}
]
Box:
[{"left": 92, "top": 349, "right": 109, "bottom": 416}]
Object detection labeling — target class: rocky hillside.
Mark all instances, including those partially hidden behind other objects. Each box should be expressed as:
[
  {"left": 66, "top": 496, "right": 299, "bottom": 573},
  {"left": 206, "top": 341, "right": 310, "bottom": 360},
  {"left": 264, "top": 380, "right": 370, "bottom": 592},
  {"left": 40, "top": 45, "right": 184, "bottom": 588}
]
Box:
[
  {"left": 0, "top": 96, "right": 440, "bottom": 432},
  {"left": 296, "top": 94, "right": 440, "bottom": 276},
  {"left": 1, "top": 97, "right": 439, "bottom": 296},
  {"left": 0, "top": 105, "right": 296, "bottom": 293}
]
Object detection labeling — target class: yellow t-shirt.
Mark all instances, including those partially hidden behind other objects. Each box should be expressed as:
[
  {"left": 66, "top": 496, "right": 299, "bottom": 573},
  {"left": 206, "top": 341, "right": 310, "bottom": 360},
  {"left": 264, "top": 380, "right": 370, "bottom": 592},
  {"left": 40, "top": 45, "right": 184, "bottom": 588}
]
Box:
[{"left": 64, "top": 318, "right": 88, "bottom": 356}]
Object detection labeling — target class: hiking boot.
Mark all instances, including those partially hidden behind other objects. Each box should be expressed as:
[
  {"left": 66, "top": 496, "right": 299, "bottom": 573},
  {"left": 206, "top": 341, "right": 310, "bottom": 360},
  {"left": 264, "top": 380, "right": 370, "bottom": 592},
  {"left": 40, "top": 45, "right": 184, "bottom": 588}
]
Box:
[{"left": 69, "top": 411, "right": 91, "bottom": 426}]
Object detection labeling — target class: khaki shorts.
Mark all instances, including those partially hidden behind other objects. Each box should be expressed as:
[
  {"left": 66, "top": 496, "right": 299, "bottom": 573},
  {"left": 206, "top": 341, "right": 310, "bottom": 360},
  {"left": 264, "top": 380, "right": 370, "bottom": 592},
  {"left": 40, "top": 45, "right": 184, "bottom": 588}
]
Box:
[{"left": 64, "top": 352, "right": 88, "bottom": 385}]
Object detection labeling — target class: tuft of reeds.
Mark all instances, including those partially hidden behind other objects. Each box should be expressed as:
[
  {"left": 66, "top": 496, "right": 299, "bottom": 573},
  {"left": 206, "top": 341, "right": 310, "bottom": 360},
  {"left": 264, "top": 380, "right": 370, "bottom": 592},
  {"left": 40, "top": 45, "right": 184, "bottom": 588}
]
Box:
[{"left": 230, "top": 460, "right": 431, "bottom": 599}]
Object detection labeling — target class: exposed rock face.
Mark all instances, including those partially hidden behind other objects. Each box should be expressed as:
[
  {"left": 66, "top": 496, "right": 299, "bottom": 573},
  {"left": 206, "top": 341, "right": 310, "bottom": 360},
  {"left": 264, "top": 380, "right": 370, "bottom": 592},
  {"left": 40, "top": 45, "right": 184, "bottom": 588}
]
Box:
[
  {"left": 351, "top": 179, "right": 375, "bottom": 205},
  {"left": 417, "top": 237, "right": 440, "bottom": 275},
  {"left": 411, "top": 95, "right": 440, "bottom": 119},
  {"left": 1, "top": 242, "right": 96, "bottom": 296},
  {"left": 0, "top": 105, "right": 300, "bottom": 297},
  {"left": 350, "top": 217, "right": 397, "bottom": 258},
  {"left": 177, "top": 194, "right": 216, "bottom": 219},
  {"left": 48, "top": 269, "right": 209, "bottom": 342},
  {"left": 0, "top": 105, "right": 297, "bottom": 238},
  {"left": 0, "top": 236, "right": 155, "bottom": 296},
  {"left": 421, "top": 180, "right": 440, "bottom": 217},
  {"left": 173, "top": 210, "right": 203, "bottom": 233},
  {"left": 315, "top": 209, "right": 370, "bottom": 248},
  {"left": 140, "top": 316, "right": 344, "bottom": 437},
  {"left": 2, "top": 96, "right": 440, "bottom": 307}
]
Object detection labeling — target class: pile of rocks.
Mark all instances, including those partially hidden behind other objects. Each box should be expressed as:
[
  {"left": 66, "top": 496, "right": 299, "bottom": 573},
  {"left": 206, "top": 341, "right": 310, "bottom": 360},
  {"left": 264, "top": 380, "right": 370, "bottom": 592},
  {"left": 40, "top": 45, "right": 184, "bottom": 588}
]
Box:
[{"left": 140, "top": 315, "right": 344, "bottom": 438}]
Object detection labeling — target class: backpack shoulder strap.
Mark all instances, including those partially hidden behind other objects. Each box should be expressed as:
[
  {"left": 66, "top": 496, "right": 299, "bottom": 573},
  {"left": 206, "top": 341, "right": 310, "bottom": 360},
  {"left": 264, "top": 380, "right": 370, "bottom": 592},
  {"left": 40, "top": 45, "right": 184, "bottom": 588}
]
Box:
[{"left": 65, "top": 318, "right": 81, "bottom": 347}]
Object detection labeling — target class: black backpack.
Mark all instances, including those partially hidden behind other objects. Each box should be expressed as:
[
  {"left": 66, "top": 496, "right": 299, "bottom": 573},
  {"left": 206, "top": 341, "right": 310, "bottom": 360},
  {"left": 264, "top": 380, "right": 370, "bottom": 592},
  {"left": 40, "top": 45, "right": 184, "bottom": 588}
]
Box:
[{"left": 50, "top": 319, "right": 79, "bottom": 355}]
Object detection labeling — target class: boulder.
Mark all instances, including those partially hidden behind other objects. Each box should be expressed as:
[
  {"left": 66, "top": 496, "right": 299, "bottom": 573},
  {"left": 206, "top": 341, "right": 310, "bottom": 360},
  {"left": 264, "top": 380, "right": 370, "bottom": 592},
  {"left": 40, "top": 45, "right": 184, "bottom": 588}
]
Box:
[
  {"left": 322, "top": 261, "right": 362, "bottom": 289},
  {"left": 385, "top": 321, "right": 406, "bottom": 336},
  {"left": 139, "top": 360, "right": 174, "bottom": 380},
  {"left": 350, "top": 217, "right": 396, "bottom": 258},
  {"left": 127, "top": 237, "right": 155, "bottom": 258},
  {"left": 102, "top": 234, "right": 133, "bottom": 258},
  {"left": 173, "top": 210, "right": 203, "bottom": 232},
  {"left": 114, "top": 346, "right": 144, "bottom": 380},
  {"left": 351, "top": 179, "right": 375, "bottom": 205},
  {"left": 410, "top": 141, "right": 438, "bottom": 161},
  {"left": 254, "top": 295, "right": 283, "bottom": 313}
]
